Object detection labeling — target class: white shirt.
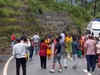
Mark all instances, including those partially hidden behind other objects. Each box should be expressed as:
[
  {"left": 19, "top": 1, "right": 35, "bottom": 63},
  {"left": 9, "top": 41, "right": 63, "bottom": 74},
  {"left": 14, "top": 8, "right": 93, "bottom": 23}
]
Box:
[
  {"left": 32, "top": 35, "right": 40, "bottom": 43},
  {"left": 13, "top": 41, "right": 30, "bottom": 58},
  {"left": 60, "top": 33, "right": 65, "bottom": 43}
]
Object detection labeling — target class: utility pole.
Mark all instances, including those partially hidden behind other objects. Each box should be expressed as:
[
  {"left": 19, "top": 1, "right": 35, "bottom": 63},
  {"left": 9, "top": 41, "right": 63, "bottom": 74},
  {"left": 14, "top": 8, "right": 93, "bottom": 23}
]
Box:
[
  {"left": 93, "top": 0, "right": 96, "bottom": 17},
  {"left": 71, "top": 0, "right": 72, "bottom": 7}
]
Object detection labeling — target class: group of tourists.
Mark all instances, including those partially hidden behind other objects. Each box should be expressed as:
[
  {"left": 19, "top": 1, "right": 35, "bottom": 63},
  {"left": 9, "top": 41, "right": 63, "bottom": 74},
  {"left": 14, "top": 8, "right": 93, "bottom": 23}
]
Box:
[{"left": 11, "top": 31, "right": 100, "bottom": 75}]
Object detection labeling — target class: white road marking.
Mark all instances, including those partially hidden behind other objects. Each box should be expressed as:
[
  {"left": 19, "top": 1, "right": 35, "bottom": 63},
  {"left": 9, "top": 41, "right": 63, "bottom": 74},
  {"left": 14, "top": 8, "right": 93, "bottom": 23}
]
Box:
[{"left": 3, "top": 56, "right": 13, "bottom": 75}]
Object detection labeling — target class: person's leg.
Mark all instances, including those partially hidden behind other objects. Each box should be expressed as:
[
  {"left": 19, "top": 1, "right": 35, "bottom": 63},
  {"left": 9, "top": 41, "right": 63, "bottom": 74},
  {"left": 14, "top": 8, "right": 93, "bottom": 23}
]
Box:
[
  {"left": 34, "top": 46, "right": 36, "bottom": 55},
  {"left": 29, "top": 49, "right": 32, "bottom": 59},
  {"left": 43, "top": 56, "right": 47, "bottom": 69},
  {"left": 57, "top": 54, "right": 62, "bottom": 69},
  {"left": 34, "top": 44, "right": 37, "bottom": 55},
  {"left": 86, "top": 55, "right": 91, "bottom": 72},
  {"left": 29, "top": 48, "right": 33, "bottom": 60},
  {"left": 57, "top": 54, "right": 62, "bottom": 72},
  {"left": 40, "top": 56, "right": 43, "bottom": 69},
  {"left": 52, "top": 56, "right": 56, "bottom": 69},
  {"left": 21, "top": 58, "right": 26, "bottom": 75},
  {"left": 16, "top": 59, "right": 21, "bottom": 75},
  {"left": 35, "top": 43, "right": 39, "bottom": 55},
  {"left": 50, "top": 55, "right": 56, "bottom": 72},
  {"left": 72, "top": 54, "right": 76, "bottom": 69},
  {"left": 63, "top": 57, "right": 67, "bottom": 68},
  {"left": 91, "top": 55, "right": 96, "bottom": 72},
  {"left": 63, "top": 49, "right": 68, "bottom": 68},
  {"left": 35, "top": 46, "right": 38, "bottom": 54}
]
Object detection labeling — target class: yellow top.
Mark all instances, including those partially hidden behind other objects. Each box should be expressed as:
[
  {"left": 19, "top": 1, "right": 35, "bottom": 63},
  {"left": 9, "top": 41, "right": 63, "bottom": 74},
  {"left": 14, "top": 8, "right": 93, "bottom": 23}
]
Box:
[{"left": 65, "top": 36, "right": 72, "bottom": 42}]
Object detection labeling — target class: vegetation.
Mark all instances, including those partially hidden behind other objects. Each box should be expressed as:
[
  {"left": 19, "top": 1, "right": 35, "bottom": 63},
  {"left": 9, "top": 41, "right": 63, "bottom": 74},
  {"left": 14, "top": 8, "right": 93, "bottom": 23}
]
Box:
[{"left": 0, "top": 0, "right": 100, "bottom": 54}]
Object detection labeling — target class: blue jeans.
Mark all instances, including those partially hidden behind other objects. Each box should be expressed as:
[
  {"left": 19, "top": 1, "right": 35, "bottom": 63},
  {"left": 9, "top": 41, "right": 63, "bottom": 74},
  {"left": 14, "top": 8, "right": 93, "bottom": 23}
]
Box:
[
  {"left": 29, "top": 47, "right": 34, "bottom": 59},
  {"left": 34, "top": 43, "right": 39, "bottom": 55},
  {"left": 86, "top": 55, "right": 96, "bottom": 72}
]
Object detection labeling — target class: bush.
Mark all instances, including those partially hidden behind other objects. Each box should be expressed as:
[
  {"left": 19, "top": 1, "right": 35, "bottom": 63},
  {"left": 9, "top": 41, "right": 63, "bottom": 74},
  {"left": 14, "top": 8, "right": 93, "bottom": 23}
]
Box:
[
  {"left": 0, "top": 8, "right": 16, "bottom": 17},
  {"left": 0, "top": 0, "right": 7, "bottom": 6}
]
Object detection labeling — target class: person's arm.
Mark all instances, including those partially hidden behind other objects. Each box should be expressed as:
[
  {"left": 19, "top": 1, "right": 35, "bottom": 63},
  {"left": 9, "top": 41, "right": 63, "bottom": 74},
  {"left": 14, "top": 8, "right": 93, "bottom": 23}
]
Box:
[
  {"left": 95, "top": 41, "right": 97, "bottom": 54},
  {"left": 31, "top": 36, "right": 34, "bottom": 41},
  {"left": 25, "top": 39, "right": 31, "bottom": 47},
  {"left": 54, "top": 44, "right": 58, "bottom": 55}
]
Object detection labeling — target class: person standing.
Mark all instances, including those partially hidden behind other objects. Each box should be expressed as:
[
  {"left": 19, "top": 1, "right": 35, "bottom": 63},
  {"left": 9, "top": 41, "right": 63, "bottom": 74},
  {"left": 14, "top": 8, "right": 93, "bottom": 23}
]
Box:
[
  {"left": 28, "top": 39, "right": 34, "bottom": 61},
  {"left": 84, "top": 35, "right": 96, "bottom": 75},
  {"left": 39, "top": 39, "right": 48, "bottom": 69},
  {"left": 72, "top": 37, "right": 79, "bottom": 69},
  {"left": 32, "top": 32, "right": 40, "bottom": 55},
  {"left": 79, "top": 36, "right": 85, "bottom": 57},
  {"left": 50, "top": 37, "right": 63, "bottom": 73},
  {"left": 65, "top": 34, "right": 72, "bottom": 59},
  {"left": 11, "top": 33, "right": 16, "bottom": 48},
  {"left": 60, "top": 32, "right": 67, "bottom": 68},
  {"left": 13, "top": 37, "right": 30, "bottom": 75}
]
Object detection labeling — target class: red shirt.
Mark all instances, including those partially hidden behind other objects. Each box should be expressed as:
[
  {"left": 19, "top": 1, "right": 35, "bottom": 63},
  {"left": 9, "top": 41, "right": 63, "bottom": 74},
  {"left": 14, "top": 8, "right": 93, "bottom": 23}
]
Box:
[
  {"left": 39, "top": 42, "right": 48, "bottom": 56},
  {"left": 11, "top": 34, "right": 16, "bottom": 41}
]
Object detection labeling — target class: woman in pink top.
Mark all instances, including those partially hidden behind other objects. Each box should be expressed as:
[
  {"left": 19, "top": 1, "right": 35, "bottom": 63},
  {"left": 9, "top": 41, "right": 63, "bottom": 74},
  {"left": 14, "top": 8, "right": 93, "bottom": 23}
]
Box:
[{"left": 84, "top": 35, "right": 96, "bottom": 74}]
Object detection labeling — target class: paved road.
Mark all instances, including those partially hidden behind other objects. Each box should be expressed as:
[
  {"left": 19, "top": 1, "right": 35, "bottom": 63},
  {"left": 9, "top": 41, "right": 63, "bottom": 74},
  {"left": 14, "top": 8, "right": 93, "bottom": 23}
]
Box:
[
  {"left": 0, "top": 55, "right": 9, "bottom": 75},
  {"left": 0, "top": 63, "right": 4, "bottom": 75},
  {"left": 7, "top": 56, "right": 100, "bottom": 75}
]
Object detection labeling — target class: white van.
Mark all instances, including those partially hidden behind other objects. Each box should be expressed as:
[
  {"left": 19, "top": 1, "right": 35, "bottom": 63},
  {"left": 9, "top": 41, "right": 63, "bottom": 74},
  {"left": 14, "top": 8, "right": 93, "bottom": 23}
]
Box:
[{"left": 87, "top": 21, "right": 100, "bottom": 37}]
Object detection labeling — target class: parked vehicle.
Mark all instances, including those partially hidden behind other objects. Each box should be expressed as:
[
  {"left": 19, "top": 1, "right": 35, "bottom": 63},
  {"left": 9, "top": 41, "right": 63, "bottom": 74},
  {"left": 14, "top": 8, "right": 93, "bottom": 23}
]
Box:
[{"left": 87, "top": 18, "right": 100, "bottom": 37}]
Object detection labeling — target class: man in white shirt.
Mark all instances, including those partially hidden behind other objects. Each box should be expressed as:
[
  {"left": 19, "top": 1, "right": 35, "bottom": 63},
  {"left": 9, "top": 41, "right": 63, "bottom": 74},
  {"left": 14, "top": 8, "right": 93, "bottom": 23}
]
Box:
[
  {"left": 32, "top": 32, "right": 40, "bottom": 55},
  {"left": 13, "top": 37, "right": 30, "bottom": 75},
  {"left": 60, "top": 32, "right": 65, "bottom": 43},
  {"left": 60, "top": 32, "right": 67, "bottom": 68}
]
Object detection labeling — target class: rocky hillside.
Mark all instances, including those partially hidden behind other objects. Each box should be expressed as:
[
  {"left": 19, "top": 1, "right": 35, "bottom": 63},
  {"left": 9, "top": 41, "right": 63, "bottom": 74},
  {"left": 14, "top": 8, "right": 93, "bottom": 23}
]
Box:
[
  {"left": 36, "top": 12, "right": 76, "bottom": 35},
  {"left": 0, "top": 0, "right": 76, "bottom": 55}
]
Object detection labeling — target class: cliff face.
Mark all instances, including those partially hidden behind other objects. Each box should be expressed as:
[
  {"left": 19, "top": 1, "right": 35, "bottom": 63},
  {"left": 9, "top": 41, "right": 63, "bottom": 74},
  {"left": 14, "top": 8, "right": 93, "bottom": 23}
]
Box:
[{"left": 35, "top": 12, "right": 74, "bottom": 35}]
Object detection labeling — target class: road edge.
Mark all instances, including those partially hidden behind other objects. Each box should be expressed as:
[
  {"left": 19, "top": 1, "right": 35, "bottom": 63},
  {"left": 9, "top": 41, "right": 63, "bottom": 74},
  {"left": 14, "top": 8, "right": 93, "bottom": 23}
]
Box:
[{"left": 3, "top": 56, "right": 13, "bottom": 75}]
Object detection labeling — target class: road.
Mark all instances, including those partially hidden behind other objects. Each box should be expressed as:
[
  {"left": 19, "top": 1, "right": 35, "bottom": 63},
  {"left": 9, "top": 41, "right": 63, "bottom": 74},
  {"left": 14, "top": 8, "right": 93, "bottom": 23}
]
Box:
[
  {"left": 0, "top": 55, "right": 9, "bottom": 75},
  {"left": 5, "top": 56, "right": 100, "bottom": 75}
]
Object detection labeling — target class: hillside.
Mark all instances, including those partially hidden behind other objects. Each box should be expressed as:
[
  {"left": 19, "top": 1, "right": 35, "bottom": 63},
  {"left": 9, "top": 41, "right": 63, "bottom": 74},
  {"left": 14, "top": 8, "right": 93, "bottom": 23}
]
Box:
[
  {"left": 1, "top": 0, "right": 100, "bottom": 55},
  {"left": 0, "top": 0, "right": 75, "bottom": 55}
]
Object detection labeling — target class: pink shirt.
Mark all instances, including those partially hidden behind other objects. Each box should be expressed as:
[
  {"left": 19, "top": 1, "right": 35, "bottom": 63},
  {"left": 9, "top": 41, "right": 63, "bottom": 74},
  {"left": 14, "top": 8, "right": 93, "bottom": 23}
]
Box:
[{"left": 84, "top": 39, "right": 96, "bottom": 55}]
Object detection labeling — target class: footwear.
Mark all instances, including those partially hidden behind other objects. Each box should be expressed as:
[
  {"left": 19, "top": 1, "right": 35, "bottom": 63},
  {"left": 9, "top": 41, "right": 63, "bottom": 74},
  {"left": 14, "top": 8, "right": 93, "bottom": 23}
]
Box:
[
  {"left": 83, "top": 69, "right": 88, "bottom": 73},
  {"left": 50, "top": 69, "right": 55, "bottom": 73},
  {"left": 58, "top": 69, "right": 63, "bottom": 72},
  {"left": 88, "top": 72, "right": 92, "bottom": 75},
  {"left": 83, "top": 69, "right": 92, "bottom": 75}
]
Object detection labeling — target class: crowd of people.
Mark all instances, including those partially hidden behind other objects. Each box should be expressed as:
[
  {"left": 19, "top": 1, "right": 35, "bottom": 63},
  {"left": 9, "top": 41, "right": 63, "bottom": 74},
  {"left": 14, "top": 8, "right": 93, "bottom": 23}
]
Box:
[{"left": 11, "top": 32, "right": 100, "bottom": 75}]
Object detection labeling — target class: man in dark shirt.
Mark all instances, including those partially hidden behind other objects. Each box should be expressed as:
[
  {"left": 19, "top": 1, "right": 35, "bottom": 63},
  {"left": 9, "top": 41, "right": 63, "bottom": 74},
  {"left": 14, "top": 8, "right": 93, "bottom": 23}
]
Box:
[
  {"left": 72, "top": 37, "right": 79, "bottom": 69},
  {"left": 50, "top": 37, "right": 62, "bottom": 73}
]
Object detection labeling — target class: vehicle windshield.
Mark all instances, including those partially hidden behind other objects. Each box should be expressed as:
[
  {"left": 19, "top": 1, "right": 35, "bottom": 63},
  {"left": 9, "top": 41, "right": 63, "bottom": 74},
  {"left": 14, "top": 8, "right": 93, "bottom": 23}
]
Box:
[
  {"left": 92, "top": 18, "right": 100, "bottom": 22},
  {"left": 93, "top": 29, "right": 100, "bottom": 31}
]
